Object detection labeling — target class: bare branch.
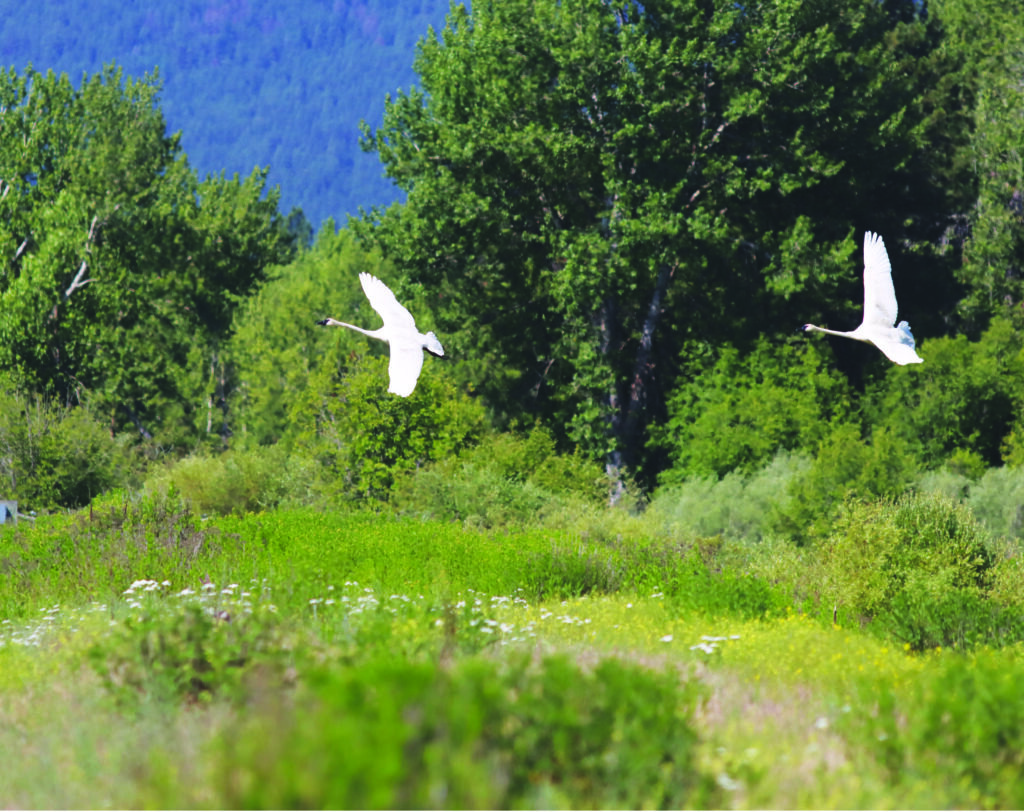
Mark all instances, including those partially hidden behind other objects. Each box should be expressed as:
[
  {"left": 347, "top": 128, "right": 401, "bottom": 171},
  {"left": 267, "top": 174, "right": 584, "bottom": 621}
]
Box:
[{"left": 64, "top": 260, "right": 95, "bottom": 299}]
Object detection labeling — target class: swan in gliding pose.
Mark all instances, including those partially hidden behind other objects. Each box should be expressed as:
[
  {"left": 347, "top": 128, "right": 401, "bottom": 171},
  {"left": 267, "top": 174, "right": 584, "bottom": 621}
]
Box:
[
  {"left": 317, "top": 272, "right": 444, "bottom": 396},
  {"left": 801, "top": 231, "right": 923, "bottom": 365}
]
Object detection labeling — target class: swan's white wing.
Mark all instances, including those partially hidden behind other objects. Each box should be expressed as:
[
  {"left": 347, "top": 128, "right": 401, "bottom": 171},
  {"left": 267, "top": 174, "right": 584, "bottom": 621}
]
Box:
[
  {"left": 871, "top": 336, "right": 924, "bottom": 365},
  {"left": 359, "top": 272, "right": 417, "bottom": 331},
  {"left": 387, "top": 341, "right": 425, "bottom": 397},
  {"left": 861, "top": 231, "right": 899, "bottom": 329}
]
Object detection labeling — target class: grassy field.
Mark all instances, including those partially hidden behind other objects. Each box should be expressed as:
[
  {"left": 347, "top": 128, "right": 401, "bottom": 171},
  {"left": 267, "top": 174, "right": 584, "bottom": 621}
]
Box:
[{"left": 2, "top": 498, "right": 1024, "bottom": 809}]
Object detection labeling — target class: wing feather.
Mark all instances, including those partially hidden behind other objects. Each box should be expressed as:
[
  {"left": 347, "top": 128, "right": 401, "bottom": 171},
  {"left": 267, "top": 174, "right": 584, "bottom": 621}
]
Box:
[
  {"left": 861, "top": 231, "right": 899, "bottom": 328},
  {"left": 359, "top": 272, "right": 416, "bottom": 330},
  {"left": 387, "top": 342, "right": 425, "bottom": 397}
]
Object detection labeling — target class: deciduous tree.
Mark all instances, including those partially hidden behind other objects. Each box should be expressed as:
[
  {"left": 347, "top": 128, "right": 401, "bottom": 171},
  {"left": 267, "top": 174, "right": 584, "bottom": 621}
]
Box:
[
  {"left": 358, "top": 0, "right": 963, "bottom": 487},
  {"left": 0, "top": 65, "right": 293, "bottom": 447}
]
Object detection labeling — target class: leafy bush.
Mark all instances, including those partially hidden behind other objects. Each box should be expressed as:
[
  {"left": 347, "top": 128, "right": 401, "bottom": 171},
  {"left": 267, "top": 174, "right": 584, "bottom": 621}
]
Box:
[
  {"left": 865, "top": 316, "right": 1024, "bottom": 468},
  {"left": 647, "top": 451, "right": 808, "bottom": 543},
  {"left": 89, "top": 599, "right": 294, "bottom": 707},
  {"left": 774, "top": 424, "right": 918, "bottom": 542},
  {"left": 392, "top": 427, "right": 609, "bottom": 527},
  {"left": 656, "top": 338, "right": 856, "bottom": 481},
  {"left": 878, "top": 587, "right": 1024, "bottom": 650},
  {"left": 292, "top": 356, "right": 488, "bottom": 501},
  {"left": 144, "top": 445, "right": 324, "bottom": 515},
  {"left": 966, "top": 465, "right": 1024, "bottom": 541},
  {"left": 848, "top": 651, "right": 1024, "bottom": 808},
  {"left": 820, "top": 494, "right": 994, "bottom": 633},
  {"left": 0, "top": 377, "right": 133, "bottom": 510},
  {"left": 208, "top": 653, "right": 719, "bottom": 809}
]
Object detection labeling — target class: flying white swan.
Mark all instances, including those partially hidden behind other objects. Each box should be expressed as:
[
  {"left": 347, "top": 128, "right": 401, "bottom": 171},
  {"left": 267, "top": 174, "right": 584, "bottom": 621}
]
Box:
[
  {"left": 802, "top": 231, "right": 923, "bottom": 365},
  {"left": 317, "top": 272, "right": 444, "bottom": 396}
]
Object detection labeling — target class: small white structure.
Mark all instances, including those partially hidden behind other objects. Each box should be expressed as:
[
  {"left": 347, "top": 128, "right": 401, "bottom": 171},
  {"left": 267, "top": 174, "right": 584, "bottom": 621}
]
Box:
[{"left": 0, "top": 500, "right": 16, "bottom": 525}]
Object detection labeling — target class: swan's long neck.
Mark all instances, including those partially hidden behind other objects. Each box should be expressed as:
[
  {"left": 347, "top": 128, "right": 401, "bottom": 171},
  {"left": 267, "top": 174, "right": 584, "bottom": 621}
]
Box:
[
  {"left": 329, "top": 320, "right": 388, "bottom": 342},
  {"left": 804, "top": 323, "right": 859, "bottom": 340}
]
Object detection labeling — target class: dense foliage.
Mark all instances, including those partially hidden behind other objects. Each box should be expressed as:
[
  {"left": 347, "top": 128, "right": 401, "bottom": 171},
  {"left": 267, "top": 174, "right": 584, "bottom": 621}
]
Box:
[
  {"left": 0, "top": 66, "right": 293, "bottom": 449},
  {"left": 357, "top": 0, "right": 969, "bottom": 482},
  {"left": 0, "top": 0, "right": 1022, "bottom": 517}
]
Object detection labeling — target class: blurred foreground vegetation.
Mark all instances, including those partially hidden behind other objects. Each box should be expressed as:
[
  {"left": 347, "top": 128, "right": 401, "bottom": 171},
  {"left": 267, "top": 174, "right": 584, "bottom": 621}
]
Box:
[{"left": 3, "top": 486, "right": 1024, "bottom": 808}]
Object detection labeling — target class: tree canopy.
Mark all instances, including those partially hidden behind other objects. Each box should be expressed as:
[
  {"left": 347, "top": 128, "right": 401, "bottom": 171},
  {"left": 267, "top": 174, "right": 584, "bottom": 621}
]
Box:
[
  {"left": 357, "top": 0, "right": 969, "bottom": 483},
  {"left": 0, "top": 66, "right": 294, "bottom": 447}
]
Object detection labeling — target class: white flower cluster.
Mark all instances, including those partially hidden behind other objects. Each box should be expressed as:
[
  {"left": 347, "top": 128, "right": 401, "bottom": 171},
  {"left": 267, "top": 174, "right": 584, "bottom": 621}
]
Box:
[{"left": 689, "top": 634, "right": 741, "bottom": 655}]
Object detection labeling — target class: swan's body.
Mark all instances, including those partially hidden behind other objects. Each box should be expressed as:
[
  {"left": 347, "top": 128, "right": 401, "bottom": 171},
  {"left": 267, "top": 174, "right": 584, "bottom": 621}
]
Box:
[
  {"left": 802, "top": 231, "right": 923, "bottom": 365},
  {"left": 317, "top": 272, "right": 444, "bottom": 396}
]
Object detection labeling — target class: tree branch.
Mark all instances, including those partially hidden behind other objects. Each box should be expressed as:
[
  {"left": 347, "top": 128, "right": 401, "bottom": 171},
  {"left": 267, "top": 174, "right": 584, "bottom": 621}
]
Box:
[{"left": 63, "top": 260, "right": 95, "bottom": 300}]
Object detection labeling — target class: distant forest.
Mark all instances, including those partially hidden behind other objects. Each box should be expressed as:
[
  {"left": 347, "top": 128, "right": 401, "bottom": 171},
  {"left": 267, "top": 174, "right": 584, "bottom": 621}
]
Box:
[{"left": 1, "top": 0, "right": 454, "bottom": 227}]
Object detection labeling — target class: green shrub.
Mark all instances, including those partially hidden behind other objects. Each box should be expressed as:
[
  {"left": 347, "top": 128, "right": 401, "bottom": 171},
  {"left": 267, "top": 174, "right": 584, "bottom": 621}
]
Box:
[
  {"left": 878, "top": 587, "right": 1024, "bottom": 650},
  {"left": 89, "top": 599, "right": 294, "bottom": 707},
  {"left": 647, "top": 451, "right": 809, "bottom": 543},
  {"left": 392, "top": 427, "right": 609, "bottom": 527},
  {"left": 847, "top": 651, "right": 1024, "bottom": 808},
  {"left": 656, "top": 338, "right": 855, "bottom": 481},
  {"left": 207, "top": 653, "right": 719, "bottom": 810},
  {"left": 394, "top": 462, "right": 554, "bottom": 528},
  {"left": 775, "top": 424, "right": 918, "bottom": 542},
  {"left": 820, "top": 494, "right": 994, "bottom": 635},
  {"left": 292, "top": 356, "right": 488, "bottom": 501},
  {"left": 966, "top": 465, "right": 1024, "bottom": 541},
  {"left": 144, "top": 445, "right": 324, "bottom": 515},
  {"left": 915, "top": 467, "right": 972, "bottom": 501},
  {"left": 0, "top": 377, "right": 133, "bottom": 511},
  {"left": 987, "top": 537, "right": 1024, "bottom": 610}
]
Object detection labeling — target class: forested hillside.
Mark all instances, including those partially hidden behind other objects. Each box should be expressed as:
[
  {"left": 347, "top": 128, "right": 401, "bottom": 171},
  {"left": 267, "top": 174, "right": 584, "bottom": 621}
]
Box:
[{"left": 2, "top": 0, "right": 452, "bottom": 226}]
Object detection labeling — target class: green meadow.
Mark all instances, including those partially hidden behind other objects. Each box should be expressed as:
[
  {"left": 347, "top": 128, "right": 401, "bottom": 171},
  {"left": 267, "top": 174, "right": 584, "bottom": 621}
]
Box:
[{"left": 3, "top": 492, "right": 1024, "bottom": 810}]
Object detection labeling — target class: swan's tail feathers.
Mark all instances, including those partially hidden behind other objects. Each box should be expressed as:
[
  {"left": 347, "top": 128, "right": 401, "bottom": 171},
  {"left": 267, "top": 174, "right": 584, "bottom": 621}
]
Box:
[
  {"left": 896, "top": 321, "right": 916, "bottom": 348},
  {"left": 424, "top": 331, "right": 445, "bottom": 357},
  {"left": 881, "top": 321, "right": 924, "bottom": 364}
]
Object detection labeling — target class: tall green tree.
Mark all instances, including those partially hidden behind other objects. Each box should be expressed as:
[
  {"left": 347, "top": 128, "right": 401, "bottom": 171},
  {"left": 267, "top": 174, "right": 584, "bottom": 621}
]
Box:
[
  {"left": 0, "top": 65, "right": 293, "bottom": 447},
  {"left": 931, "top": 0, "right": 1024, "bottom": 327},
  {"left": 357, "top": 0, "right": 964, "bottom": 486}
]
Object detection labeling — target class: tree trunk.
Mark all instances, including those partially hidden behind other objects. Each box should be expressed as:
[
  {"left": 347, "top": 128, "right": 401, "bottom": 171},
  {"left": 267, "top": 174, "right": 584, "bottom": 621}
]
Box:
[
  {"left": 622, "top": 262, "right": 672, "bottom": 466},
  {"left": 596, "top": 296, "right": 628, "bottom": 506}
]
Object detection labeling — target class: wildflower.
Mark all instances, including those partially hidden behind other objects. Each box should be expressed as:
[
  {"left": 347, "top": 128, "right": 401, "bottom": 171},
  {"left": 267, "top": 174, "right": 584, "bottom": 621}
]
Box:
[
  {"left": 660, "top": 634, "right": 674, "bottom": 643},
  {"left": 717, "top": 773, "right": 741, "bottom": 792}
]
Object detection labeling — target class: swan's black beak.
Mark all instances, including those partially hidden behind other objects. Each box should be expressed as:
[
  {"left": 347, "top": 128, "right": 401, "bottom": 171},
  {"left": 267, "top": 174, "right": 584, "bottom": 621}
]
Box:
[{"left": 315, "top": 319, "right": 328, "bottom": 326}]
